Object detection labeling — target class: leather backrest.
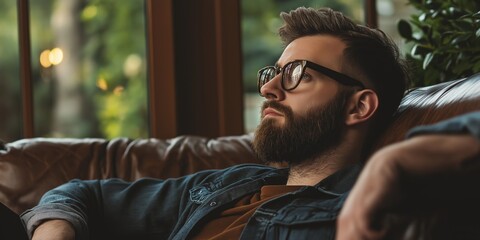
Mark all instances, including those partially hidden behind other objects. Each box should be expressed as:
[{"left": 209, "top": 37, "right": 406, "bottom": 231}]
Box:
[
  {"left": 375, "top": 73, "right": 480, "bottom": 150},
  {"left": 0, "top": 135, "right": 258, "bottom": 213}
]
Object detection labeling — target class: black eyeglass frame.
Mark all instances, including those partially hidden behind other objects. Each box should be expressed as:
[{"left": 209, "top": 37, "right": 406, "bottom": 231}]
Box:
[{"left": 257, "top": 59, "right": 365, "bottom": 94}]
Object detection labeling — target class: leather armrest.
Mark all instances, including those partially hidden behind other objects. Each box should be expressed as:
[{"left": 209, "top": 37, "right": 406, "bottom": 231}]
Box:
[{"left": 0, "top": 134, "right": 257, "bottom": 213}]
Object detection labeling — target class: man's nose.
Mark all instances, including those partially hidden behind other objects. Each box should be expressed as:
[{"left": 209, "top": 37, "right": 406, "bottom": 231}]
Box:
[{"left": 260, "top": 75, "right": 285, "bottom": 101}]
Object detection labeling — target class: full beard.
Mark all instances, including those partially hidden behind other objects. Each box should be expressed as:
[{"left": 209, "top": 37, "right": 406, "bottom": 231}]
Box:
[{"left": 252, "top": 91, "right": 349, "bottom": 165}]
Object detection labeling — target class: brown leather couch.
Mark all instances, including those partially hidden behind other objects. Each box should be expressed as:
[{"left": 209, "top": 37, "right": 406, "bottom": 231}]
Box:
[{"left": 1, "top": 73, "right": 479, "bottom": 216}]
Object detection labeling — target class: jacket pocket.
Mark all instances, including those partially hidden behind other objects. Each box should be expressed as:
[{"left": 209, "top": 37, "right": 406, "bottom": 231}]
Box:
[
  {"left": 263, "top": 200, "right": 341, "bottom": 240},
  {"left": 266, "top": 219, "right": 336, "bottom": 240}
]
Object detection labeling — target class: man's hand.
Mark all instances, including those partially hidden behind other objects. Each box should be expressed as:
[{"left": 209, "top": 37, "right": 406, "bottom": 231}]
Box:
[
  {"left": 32, "top": 219, "right": 75, "bottom": 240},
  {"left": 336, "top": 134, "right": 480, "bottom": 240}
]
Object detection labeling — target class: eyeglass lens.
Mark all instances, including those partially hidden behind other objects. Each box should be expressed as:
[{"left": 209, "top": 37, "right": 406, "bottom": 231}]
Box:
[
  {"left": 258, "top": 61, "right": 305, "bottom": 91},
  {"left": 283, "top": 61, "right": 304, "bottom": 90}
]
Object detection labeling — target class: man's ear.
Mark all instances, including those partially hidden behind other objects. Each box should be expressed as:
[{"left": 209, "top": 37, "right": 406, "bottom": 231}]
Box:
[{"left": 345, "top": 89, "right": 378, "bottom": 126}]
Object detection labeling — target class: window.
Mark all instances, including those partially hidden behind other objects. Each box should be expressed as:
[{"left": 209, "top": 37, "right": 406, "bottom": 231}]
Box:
[
  {"left": 377, "top": 0, "right": 417, "bottom": 55},
  {"left": 2, "top": 0, "right": 148, "bottom": 141}
]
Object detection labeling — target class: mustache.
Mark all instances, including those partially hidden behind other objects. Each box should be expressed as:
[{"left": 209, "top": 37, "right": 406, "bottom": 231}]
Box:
[{"left": 261, "top": 101, "right": 292, "bottom": 116}]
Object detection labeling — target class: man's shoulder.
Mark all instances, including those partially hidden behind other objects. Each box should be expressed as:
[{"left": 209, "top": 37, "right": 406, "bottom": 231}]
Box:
[
  {"left": 183, "top": 163, "right": 286, "bottom": 187},
  {"left": 223, "top": 163, "right": 279, "bottom": 172},
  {"left": 202, "top": 163, "right": 284, "bottom": 180}
]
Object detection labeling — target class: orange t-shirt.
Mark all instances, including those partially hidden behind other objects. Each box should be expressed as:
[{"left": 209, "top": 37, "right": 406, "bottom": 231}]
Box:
[{"left": 191, "top": 185, "right": 304, "bottom": 239}]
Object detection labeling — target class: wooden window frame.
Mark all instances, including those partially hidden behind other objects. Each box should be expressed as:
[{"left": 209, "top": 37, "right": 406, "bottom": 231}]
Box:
[
  {"left": 18, "top": 0, "right": 378, "bottom": 139},
  {"left": 18, "top": 0, "right": 34, "bottom": 138},
  {"left": 145, "top": 0, "right": 245, "bottom": 138}
]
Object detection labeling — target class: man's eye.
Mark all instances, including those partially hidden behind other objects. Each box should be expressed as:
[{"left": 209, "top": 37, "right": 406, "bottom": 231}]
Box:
[{"left": 301, "top": 72, "right": 312, "bottom": 81}]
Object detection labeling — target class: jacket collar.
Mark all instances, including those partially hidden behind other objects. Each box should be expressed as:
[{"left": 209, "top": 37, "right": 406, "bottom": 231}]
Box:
[{"left": 314, "top": 163, "right": 363, "bottom": 194}]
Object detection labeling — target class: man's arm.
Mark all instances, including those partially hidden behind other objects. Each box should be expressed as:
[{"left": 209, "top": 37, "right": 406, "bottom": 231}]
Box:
[
  {"left": 336, "top": 111, "right": 480, "bottom": 240},
  {"left": 30, "top": 219, "right": 75, "bottom": 240},
  {"left": 21, "top": 174, "right": 215, "bottom": 240}
]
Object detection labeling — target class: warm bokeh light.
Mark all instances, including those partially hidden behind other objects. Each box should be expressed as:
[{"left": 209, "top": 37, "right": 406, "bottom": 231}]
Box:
[
  {"left": 49, "top": 48, "right": 63, "bottom": 65},
  {"left": 39, "top": 47, "right": 64, "bottom": 68},
  {"left": 39, "top": 50, "right": 52, "bottom": 68},
  {"left": 82, "top": 5, "right": 98, "bottom": 20},
  {"left": 97, "top": 78, "right": 108, "bottom": 91},
  {"left": 123, "top": 54, "right": 142, "bottom": 78},
  {"left": 113, "top": 86, "right": 124, "bottom": 96}
]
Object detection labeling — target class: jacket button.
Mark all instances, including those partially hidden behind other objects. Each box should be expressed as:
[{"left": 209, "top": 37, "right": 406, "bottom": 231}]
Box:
[{"left": 210, "top": 201, "right": 217, "bottom": 207}]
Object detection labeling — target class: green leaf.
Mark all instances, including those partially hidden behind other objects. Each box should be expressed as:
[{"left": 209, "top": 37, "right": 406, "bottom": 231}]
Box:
[
  {"left": 441, "top": 34, "right": 454, "bottom": 45},
  {"left": 419, "top": 13, "right": 427, "bottom": 22},
  {"left": 451, "top": 20, "right": 474, "bottom": 30},
  {"left": 476, "top": 28, "right": 480, "bottom": 38},
  {"left": 445, "top": 59, "right": 453, "bottom": 70},
  {"left": 411, "top": 44, "right": 431, "bottom": 56},
  {"left": 398, "top": 19, "right": 413, "bottom": 40},
  {"left": 451, "top": 34, "right": 471, "bottom": 45},
  {"left": 423, "top": 52, "right": 435, "bottom": 69},
  {"left": 412, "top": 31, "right": 425, "bottom": 41},
  {"left": 456, "top": 52, "right": 466, "bottom": 63},
  {"left": 425, "top": 0, "right": 440, "bottom": 10},
  {"left": 448, "top": 7, "right": 464, "bottom": 18}
]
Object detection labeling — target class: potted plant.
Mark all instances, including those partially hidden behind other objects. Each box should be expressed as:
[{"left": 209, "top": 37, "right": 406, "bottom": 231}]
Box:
[{"left": 398, "top": 0, "right": 480, "bottom": 87}]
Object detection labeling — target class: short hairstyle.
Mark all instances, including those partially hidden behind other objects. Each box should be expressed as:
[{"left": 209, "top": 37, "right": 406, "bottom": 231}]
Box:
[{"left": 279, "top": 7, "right": 409, "bottom": 133}]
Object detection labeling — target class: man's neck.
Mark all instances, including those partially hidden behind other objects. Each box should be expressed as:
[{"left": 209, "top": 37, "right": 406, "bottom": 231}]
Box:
[
  {"left": 286, "top": 157, "right": 340, "bottom": 186},
  {"left": 286, "top": 145, "right": 361, "bottom": 186}
]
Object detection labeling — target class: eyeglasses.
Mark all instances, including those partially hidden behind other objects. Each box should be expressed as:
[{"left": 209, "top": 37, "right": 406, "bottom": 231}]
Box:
[{"left": 257, "top": 60, "right": 364, "bottom": 94}]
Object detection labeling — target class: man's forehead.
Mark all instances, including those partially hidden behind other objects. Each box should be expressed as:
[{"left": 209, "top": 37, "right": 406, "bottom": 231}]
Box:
[{"left": 277, "top": 35, "right": 346, "bottom": 70}]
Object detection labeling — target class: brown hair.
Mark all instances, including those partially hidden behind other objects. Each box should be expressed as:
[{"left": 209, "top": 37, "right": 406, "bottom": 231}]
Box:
[{"left": 279, "top": 7, "right": 410, "bottom": 139}]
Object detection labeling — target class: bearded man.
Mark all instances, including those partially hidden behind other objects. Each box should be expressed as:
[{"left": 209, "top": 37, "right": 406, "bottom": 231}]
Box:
[{"left": 22, "top": 7, "right": 408, "bottom": 240}]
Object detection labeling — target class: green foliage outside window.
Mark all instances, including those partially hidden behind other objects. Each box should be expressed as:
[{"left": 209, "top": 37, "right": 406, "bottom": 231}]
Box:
[
  {"left": 27, "top": 0, "right": 148, "bottom": 139},
  {"left": 81, "top": 0, "right": 148, "bottom": 138}
]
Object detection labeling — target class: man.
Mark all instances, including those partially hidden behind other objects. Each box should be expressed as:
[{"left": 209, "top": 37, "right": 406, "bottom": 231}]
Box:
[
  {"left": 337, "top": 111, "right": 480, "bottom": 240},
  {"left": 21, "top": 7, "right": 408, "bottom": 240}
]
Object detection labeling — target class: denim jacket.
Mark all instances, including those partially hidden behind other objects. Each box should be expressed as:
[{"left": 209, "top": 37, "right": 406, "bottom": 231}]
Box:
[
  {"left": 22, "top": 161, "right": 360, "bottom": 239},
  {"left": 21, "top": 163, "right": 360, "bottom": 240},
  {"left": 22, "top": 111, "right": 480, "bottom": 240}
]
